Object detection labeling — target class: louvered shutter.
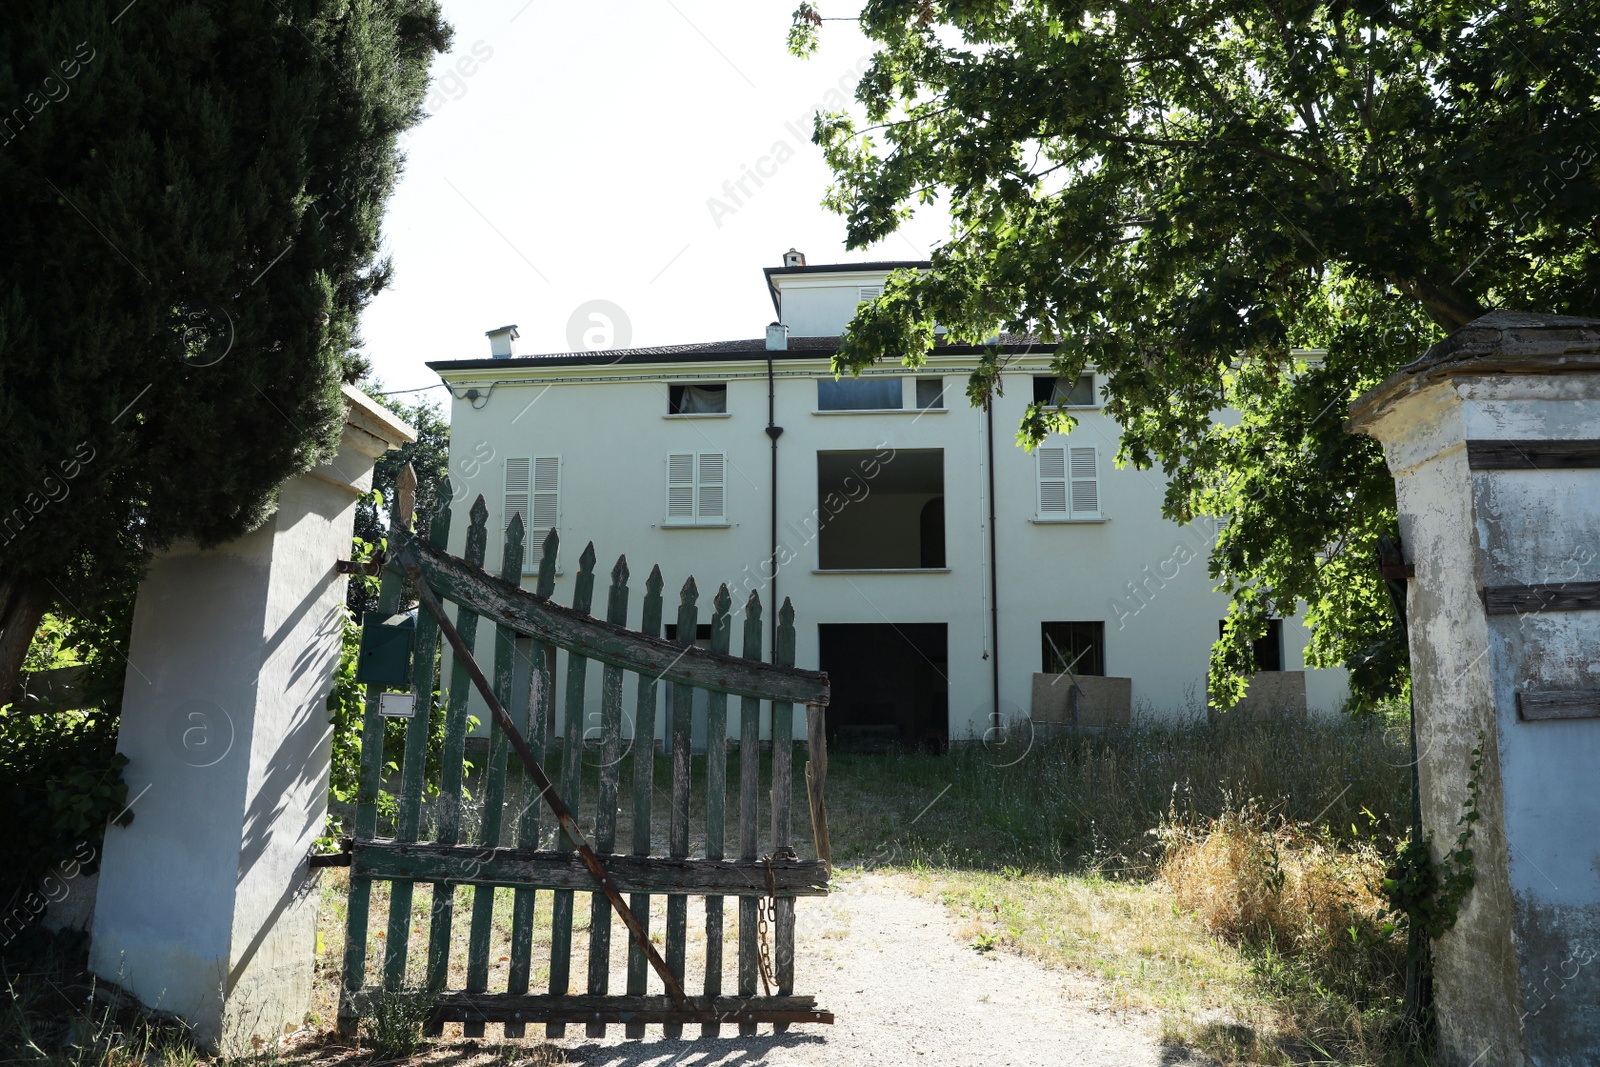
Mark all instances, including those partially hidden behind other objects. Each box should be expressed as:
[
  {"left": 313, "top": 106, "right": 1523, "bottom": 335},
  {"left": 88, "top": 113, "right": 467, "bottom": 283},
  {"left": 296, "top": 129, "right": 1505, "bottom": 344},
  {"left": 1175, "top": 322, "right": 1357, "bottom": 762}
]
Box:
[
  {"left": 857, "top": 284, "right": 884, "bottom": 302},
  {"left": 531, "top": 456, "right": 560, "bottom": 531},
  {"left": 1069, "top": 447, "right": 1100, "bottom": 517},
  {"left": 697, "top": 452, "right": 725, "bottom": 522},
  {"left": 1037, "top": 447, "right": 1068, "bottom": 517},
  {"left": 503, "top": 458, "right": 530, "bottom": 533},
  {"left": 666, "top": 453, "right": 696, "bottom": 522}
]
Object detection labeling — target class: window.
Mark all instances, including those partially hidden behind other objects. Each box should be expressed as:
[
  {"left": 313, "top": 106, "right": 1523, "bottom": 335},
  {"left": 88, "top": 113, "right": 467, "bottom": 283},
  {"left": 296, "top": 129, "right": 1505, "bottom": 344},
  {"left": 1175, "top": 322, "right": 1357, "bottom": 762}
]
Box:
[
  {"left": 817, "top": 449, "right": 943, "bottom": 569},
  {"left": 1042, "top": 621, "right": 1105, "bottom": 676},
  {"left": 668, "top": 383, "right": 726, "bottom": 414},
  {"left": 665, "top": 452, "right": 726, "bottom": 526},
  {"left": 1036, "top": 445, "right": 1101, "bottom": 519},
  {"left": 914, "top": 377, "right": 944, "bottom": 409},
  {"left": 505, "top": 456, "right": 560, "bottom": 534},
  {"left": 1033, "top": 373, "right": 1097, "bottom": 407},
  {"left": 857, "top": 284, "right": 884, "bottom": 303},
  {"left": 817, "top": 376, "right": 903, "bottom": 411},
  {"left": 1220, "top": 619, "right": 1284, "bottom": 672}
]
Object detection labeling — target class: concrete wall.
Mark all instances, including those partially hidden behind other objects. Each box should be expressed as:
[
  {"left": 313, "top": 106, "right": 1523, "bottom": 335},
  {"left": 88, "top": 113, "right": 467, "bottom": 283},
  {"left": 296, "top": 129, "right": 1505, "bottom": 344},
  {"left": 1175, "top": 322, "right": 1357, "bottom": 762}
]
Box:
[
  {"left": 1350, "top": 313, "right": 1600, "bottom": 1066},
  {"left": 89, "top": 390, "right": 412, "bottom": 1051}
]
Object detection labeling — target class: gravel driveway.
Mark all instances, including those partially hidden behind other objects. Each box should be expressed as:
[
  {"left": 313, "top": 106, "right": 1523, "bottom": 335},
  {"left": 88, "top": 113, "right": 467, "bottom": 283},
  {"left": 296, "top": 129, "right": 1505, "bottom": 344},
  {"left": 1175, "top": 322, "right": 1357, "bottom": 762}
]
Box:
[{"left": 555, "top": 872, "right": 1205, "bottom": 1066}]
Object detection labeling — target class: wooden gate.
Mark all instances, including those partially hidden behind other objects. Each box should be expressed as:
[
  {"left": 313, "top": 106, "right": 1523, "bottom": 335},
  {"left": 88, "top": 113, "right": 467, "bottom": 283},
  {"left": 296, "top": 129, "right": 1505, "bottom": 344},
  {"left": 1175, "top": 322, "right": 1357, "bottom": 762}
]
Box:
[{"left": 336, "top": 483, "right": 833, "bottom": 1037}]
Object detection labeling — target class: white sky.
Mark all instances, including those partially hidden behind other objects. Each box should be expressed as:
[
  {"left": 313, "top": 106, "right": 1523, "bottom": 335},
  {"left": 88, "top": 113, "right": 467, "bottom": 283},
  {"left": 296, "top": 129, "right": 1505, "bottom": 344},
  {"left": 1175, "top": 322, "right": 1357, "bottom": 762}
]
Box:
[{"left": 358, "top": 1, "right": 950, "bottom": 395}]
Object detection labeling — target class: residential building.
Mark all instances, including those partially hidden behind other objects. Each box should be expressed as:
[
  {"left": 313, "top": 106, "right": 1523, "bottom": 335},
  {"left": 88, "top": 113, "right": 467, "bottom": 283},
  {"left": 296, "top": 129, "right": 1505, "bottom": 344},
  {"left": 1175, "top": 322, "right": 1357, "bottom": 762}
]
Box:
[{"left": 428, "top": 252, "right": 1348, "bottom": 750}]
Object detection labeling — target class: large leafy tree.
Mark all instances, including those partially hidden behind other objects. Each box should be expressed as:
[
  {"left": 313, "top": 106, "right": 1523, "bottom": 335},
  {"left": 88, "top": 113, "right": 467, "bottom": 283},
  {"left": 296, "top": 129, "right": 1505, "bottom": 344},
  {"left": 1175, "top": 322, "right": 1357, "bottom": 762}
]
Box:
[
  {"left": 793, "top": 0, "right": 1600, "bottom": 708},
  {"left": 0, "top": 1, "right": 451, "bottom": 702}
]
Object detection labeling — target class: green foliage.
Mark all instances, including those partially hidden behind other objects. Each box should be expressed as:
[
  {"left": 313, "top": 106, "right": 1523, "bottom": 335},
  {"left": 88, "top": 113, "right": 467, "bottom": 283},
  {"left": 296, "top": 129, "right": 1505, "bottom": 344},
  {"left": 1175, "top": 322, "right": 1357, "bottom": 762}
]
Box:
[
  {"left": 792, "top": 0, "right": 1600, "bottom": 708},
  {"left": 0, "top": 0, "right": 452, "bottom": 695},
  {"left": 0, "top": 707, "right": 129, "bottom": 950},
  {"left": 1382, "top": 733, "right": 1484, "bottom": 949},
  {"left": 362, "top": 986, "right": 433, "bottom": 1058}
]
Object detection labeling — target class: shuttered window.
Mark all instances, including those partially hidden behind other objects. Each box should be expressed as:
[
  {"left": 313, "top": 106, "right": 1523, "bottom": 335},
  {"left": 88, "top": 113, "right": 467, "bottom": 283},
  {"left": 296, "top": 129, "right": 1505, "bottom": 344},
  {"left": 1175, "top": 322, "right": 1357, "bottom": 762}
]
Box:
[
  {"left": 505, "top": 456, "right": 559, "bottom": 535},
  {"left": 665, "top": 452, "right": 727, "bottom": 525},
  {"left": 857, "top": 284, "right": 884, "bottom": 302},
  {"left": 1037, "top": 445, "right": 1102, "bottom": 520}
]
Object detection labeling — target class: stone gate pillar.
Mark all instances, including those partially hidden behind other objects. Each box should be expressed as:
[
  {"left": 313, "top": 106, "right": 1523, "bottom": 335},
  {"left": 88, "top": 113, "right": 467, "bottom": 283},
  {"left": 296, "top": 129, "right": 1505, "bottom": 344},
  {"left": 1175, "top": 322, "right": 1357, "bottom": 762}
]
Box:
[
  {"left": 1348, "top": 311, "right": 1600, "bottom": 1067},
  {"left": 89, "top": 386, "right": 413, "bottom": 1051}
]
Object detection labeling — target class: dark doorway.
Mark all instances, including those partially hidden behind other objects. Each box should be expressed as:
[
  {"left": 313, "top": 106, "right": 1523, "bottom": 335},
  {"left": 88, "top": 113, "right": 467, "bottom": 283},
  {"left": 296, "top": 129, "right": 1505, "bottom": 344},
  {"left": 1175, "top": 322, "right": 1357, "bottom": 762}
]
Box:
[{"left": 818, "top": 623, "right": 948, "bottom": 752}]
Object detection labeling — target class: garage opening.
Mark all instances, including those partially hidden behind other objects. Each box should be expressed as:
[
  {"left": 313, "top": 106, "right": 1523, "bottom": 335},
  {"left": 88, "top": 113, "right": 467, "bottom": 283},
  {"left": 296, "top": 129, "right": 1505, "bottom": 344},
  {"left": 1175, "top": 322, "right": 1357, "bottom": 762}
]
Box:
[
  {"left": 818, "top": 623, "right": 948, "bottom": 753},
  {"left": 816, "top": 449, "right": 944, "bottom": 570}
]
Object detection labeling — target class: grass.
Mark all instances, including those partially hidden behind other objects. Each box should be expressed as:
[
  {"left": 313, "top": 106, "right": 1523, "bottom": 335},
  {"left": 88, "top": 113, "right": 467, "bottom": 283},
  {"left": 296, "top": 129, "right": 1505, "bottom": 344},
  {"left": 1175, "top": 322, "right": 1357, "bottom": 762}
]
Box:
[{"left": 815, "top": 712, "right": 1430, "bottom": 1066}]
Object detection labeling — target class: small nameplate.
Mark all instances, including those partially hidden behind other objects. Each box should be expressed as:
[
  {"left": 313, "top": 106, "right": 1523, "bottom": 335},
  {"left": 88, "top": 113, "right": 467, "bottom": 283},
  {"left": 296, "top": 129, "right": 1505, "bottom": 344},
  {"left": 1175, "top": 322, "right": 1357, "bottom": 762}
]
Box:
[
  {"left": 1517, "top": 690, "right": 1600, "bottom": 722},
  {"left": 379, "top": 693, "right": 416, "bottom": 719}
]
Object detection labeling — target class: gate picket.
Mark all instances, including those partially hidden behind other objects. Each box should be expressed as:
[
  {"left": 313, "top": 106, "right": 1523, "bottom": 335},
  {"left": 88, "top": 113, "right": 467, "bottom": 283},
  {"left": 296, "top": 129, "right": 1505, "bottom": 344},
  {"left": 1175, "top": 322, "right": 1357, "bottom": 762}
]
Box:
[
  {"left": 462, "top": 514, "right": 525, "bottom": 1037},
  {"left": 664, "top": 577, "right": 698, "bottom": 1040},
  {"left": 383, "top": 498, "right": 450, "bottom": 990},
  {"left": 344, "top": 493, "right": 832, "bottom": 1039},
  {"left": 546, "top": 541, "right": 596, "bottom": 1037},
  {"left": 584, "top": 555, "right": 630, "bottom": 1037},
  {"left": 623, "top": 565, "right": 664, "bottom": 1039},
  {"left": 424, "top": 497, "right": 489, "bottom": 1022},
  {"left": 736, "top": 591, "right": 763, "bottom": 1036},
  {"left": 772, "top": 598, "right": 797, "bottom": 1033},
  {"left": 702, "top": 585, "right": 732, "bottom": 1037},
  {"left": 503, "top": 528, "right": 558, "bottom": 1039}
]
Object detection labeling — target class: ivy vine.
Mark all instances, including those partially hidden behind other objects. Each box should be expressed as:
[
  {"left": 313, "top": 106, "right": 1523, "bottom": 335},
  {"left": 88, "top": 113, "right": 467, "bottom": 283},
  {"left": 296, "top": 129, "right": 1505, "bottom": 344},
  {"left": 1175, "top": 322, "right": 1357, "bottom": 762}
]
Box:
[{"left": 1382, "top": 731, "right": 1484, "bottom": 949}]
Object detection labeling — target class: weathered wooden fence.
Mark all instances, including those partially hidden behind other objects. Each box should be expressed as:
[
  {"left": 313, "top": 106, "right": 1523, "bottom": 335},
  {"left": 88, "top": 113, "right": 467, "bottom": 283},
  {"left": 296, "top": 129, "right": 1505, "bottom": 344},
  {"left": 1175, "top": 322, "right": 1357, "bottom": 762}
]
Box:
[{"left": 336, "top": 486, "right": 833, "bottom": 1038}]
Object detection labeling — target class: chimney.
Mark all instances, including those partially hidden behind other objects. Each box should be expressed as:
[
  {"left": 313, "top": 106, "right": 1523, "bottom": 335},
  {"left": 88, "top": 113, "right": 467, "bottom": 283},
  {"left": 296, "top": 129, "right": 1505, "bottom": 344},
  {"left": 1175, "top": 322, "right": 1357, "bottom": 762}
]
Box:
[
  {"left": 486, "top": 324, "right": 520, "bottom": 358},
  {"left": 782, "top": 248, "right": 806, "bottom": 268},
  {"left": 766, "top": 322, "right": 789, "bottom": 351}
]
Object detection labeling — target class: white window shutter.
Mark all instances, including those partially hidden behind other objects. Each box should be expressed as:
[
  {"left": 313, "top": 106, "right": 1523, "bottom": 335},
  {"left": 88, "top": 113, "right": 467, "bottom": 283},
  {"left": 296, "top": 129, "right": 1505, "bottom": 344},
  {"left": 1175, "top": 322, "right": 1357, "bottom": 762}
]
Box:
[
  {"left": 503, "top": 457, "right": 530, "bottom": 533},
  {"left": 666, "top": 453, "right": 695, "bottom": 521},
  {"left": 1069, "top": 446, "right": 1100, "bottom": 517},
  {"left": 1037, "top": 447, "right": 1068, "bottom": 517},
  {"left": 857, "top": 284, "right": 884, "bottom": 303},
  {"left": 697, "top": 452, "right": 725, "bottom": 522},
  {"left": 531, "top": 456, "right": 560, "bottom": 531}
]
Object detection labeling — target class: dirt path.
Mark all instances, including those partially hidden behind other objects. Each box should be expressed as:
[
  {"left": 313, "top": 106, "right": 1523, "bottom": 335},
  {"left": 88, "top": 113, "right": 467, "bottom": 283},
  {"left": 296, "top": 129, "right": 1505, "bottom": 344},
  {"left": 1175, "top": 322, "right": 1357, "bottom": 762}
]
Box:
[{"left": 553, "top": 872, "right": 1203, "bottom": 1066}]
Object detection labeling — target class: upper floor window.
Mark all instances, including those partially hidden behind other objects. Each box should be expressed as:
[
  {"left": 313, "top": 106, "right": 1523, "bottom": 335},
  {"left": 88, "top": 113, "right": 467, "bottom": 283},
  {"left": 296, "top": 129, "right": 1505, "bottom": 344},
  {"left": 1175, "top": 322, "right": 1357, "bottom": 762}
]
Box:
[
  {"left": 665, "top": 452, "right": 726, "bottom": 526},
  {"left": 1036, "top": 445, "right": 1101, "bottom": 521},
  {"left": 668, "top": 383, "right": 726, "bottom": 414},
  {"left": 505, "top": 456, "right": 560, "bottom": 535},
  {"left": 857, "top": 285, "right": 884, "bottom": 303},
  {"left": 1033, "top": 373, "right": 1097, "bottom": 407},
  {"left": 914, "top": 377, "right": 944, "bottom": 410},
  {"left": 818, "top": 376, "right": 902, "bottom": 411},
  {"left": 817, "top": 448, "right": 944, "bottom": 569}
]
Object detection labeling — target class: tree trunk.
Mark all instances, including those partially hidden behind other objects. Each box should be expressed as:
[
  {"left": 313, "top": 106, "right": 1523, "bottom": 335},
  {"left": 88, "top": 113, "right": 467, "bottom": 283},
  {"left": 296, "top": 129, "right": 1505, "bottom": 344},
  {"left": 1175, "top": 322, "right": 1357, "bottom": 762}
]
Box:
[
  {"left": 0, "top": 579, "right": 46, "bottom": 710},
  {"left": 1399, "top": 276, "right": 1487, "bottom": 333}
]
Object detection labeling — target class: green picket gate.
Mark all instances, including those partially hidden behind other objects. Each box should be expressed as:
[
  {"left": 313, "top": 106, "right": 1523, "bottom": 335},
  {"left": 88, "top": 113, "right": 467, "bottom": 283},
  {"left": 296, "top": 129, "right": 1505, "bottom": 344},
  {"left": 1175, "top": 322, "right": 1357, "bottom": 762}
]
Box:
[{"left": 336, "top": 475, "right": 834, "bottom": 1039}]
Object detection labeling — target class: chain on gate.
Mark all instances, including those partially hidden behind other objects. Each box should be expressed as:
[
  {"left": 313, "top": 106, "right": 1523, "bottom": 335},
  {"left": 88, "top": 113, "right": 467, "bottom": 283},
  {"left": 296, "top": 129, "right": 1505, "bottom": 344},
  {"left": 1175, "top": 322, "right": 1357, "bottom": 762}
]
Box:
[{"left": 756, "top": 846, "right": 798, "bottom": 995}]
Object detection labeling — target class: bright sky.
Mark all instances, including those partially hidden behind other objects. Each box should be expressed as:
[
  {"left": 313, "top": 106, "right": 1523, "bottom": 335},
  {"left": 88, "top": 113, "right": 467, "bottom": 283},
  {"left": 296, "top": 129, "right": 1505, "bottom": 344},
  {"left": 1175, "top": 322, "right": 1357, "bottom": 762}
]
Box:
[{"left": 358, "top": 1, "right": 949, "bottom": 396}]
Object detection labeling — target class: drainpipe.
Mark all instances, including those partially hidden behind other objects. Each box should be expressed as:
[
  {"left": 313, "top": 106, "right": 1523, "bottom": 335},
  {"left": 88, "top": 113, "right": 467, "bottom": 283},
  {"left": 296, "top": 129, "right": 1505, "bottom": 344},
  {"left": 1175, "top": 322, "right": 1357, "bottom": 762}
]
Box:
[
  {"left": 765, "top": 323, "right": 788, "bottom": 659},
  {"left": 985, "top": 392, "right": 1001, "bottom": 738}
]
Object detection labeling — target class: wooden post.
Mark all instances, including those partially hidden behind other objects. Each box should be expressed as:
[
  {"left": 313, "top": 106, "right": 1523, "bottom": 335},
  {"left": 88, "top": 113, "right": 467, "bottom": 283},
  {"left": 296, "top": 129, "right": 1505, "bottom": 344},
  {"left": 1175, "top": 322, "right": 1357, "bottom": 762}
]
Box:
[
  {"left": 701, "top": 585, "right": 732, "bottom": 1037},
  {"left": 623, "top": 565, "right": 664, "bottom": 1039},
  {"left": 584, "top": 555, "right": 630, "bottom": 1037},
  {"left": 664, "top": 577, "right": 698, "bottom": 1040},
  {"left": 736, "top": 592, "right": 763, "bottom": 1036}
]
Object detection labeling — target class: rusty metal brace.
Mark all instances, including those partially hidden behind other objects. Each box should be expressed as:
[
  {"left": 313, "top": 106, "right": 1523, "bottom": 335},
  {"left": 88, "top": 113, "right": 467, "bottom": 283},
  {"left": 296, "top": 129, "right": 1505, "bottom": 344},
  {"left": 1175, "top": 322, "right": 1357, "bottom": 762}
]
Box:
[{"left": 398, "top": 547, "right": 691, "bottom": 1009}]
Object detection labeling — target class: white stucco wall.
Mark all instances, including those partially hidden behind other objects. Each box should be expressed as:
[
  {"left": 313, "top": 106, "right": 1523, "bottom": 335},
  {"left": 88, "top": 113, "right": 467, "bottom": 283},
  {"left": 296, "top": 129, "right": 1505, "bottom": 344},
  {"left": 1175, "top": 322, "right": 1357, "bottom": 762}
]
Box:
[{"left": 433, "top": 285, "right": 1347, "bottom": 744}]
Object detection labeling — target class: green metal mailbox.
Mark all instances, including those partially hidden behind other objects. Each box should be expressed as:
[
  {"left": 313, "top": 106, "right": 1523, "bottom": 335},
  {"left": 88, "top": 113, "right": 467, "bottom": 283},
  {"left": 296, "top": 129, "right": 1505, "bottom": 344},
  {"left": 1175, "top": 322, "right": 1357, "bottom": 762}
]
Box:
[{"left": 356, "top": 611, "right": 415, "bottom": 688}]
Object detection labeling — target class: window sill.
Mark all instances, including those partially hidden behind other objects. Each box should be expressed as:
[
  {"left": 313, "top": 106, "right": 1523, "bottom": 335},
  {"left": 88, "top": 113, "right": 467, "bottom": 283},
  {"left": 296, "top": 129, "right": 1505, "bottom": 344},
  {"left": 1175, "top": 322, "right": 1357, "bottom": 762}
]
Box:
[
  {"left": 662, "top": 413, "right": 731, "bottom": 419},
  {"left": 1031, "top": 516, "right": 1108, "bottom": 524},
  {"left": 811, "top": 567, "right": 952, "bottom": 574},
  {"left": 658, "top": 522, "right": 733, "bottom": 529},
  {"left": 811, "top": 408, "right": 946, "bottom": 416}
]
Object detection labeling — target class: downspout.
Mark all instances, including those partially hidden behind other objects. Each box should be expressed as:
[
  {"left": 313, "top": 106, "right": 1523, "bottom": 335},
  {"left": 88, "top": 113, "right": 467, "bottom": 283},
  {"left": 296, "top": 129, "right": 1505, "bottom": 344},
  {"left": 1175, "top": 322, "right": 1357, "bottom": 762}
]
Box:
[
  {"left": 985, "top": 393, "right": 1001, "bottom": 737},
  {"left": 765, "top": 323, "right": 787, "bottom": 659}
]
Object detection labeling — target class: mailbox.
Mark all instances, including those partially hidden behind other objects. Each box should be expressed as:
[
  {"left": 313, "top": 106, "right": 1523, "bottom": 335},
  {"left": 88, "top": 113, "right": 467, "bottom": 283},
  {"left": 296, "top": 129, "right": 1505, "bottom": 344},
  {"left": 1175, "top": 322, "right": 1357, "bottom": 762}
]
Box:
[{"left": 356, "top": 611, "right": 415, "bottom": 687}]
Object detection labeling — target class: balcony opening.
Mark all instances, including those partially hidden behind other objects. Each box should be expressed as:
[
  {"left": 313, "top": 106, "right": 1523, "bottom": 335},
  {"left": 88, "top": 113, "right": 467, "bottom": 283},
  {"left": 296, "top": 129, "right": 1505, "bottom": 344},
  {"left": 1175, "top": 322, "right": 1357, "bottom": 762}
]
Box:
[
  {"left": 816, "top": 449, "right": 944, "bottom": 570},
  {"left": 819, "top": 623, "right": 947, "bottom": 753},
  {"left": 1033, "top": 373, "right": 1096, "bottom": 407}
]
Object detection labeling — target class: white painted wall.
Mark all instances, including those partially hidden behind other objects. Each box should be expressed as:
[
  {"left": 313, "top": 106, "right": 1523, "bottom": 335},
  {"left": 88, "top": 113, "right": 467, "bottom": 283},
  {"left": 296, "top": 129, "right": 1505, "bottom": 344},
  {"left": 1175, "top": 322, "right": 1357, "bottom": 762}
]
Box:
[{"left": 433, "top": 266, "right": 1347, "bottom": 744}]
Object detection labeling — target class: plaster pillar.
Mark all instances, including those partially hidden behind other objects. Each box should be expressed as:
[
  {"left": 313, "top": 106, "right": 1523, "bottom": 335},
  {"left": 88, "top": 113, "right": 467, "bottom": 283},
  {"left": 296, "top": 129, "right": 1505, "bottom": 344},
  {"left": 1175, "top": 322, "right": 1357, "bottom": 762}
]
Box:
[
  {"left": 1348, "top": 311, "right": 1600, "bottom": 1067},
  {"left": 89, "top": 386, "right": 414, "bottom": 1051}
]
